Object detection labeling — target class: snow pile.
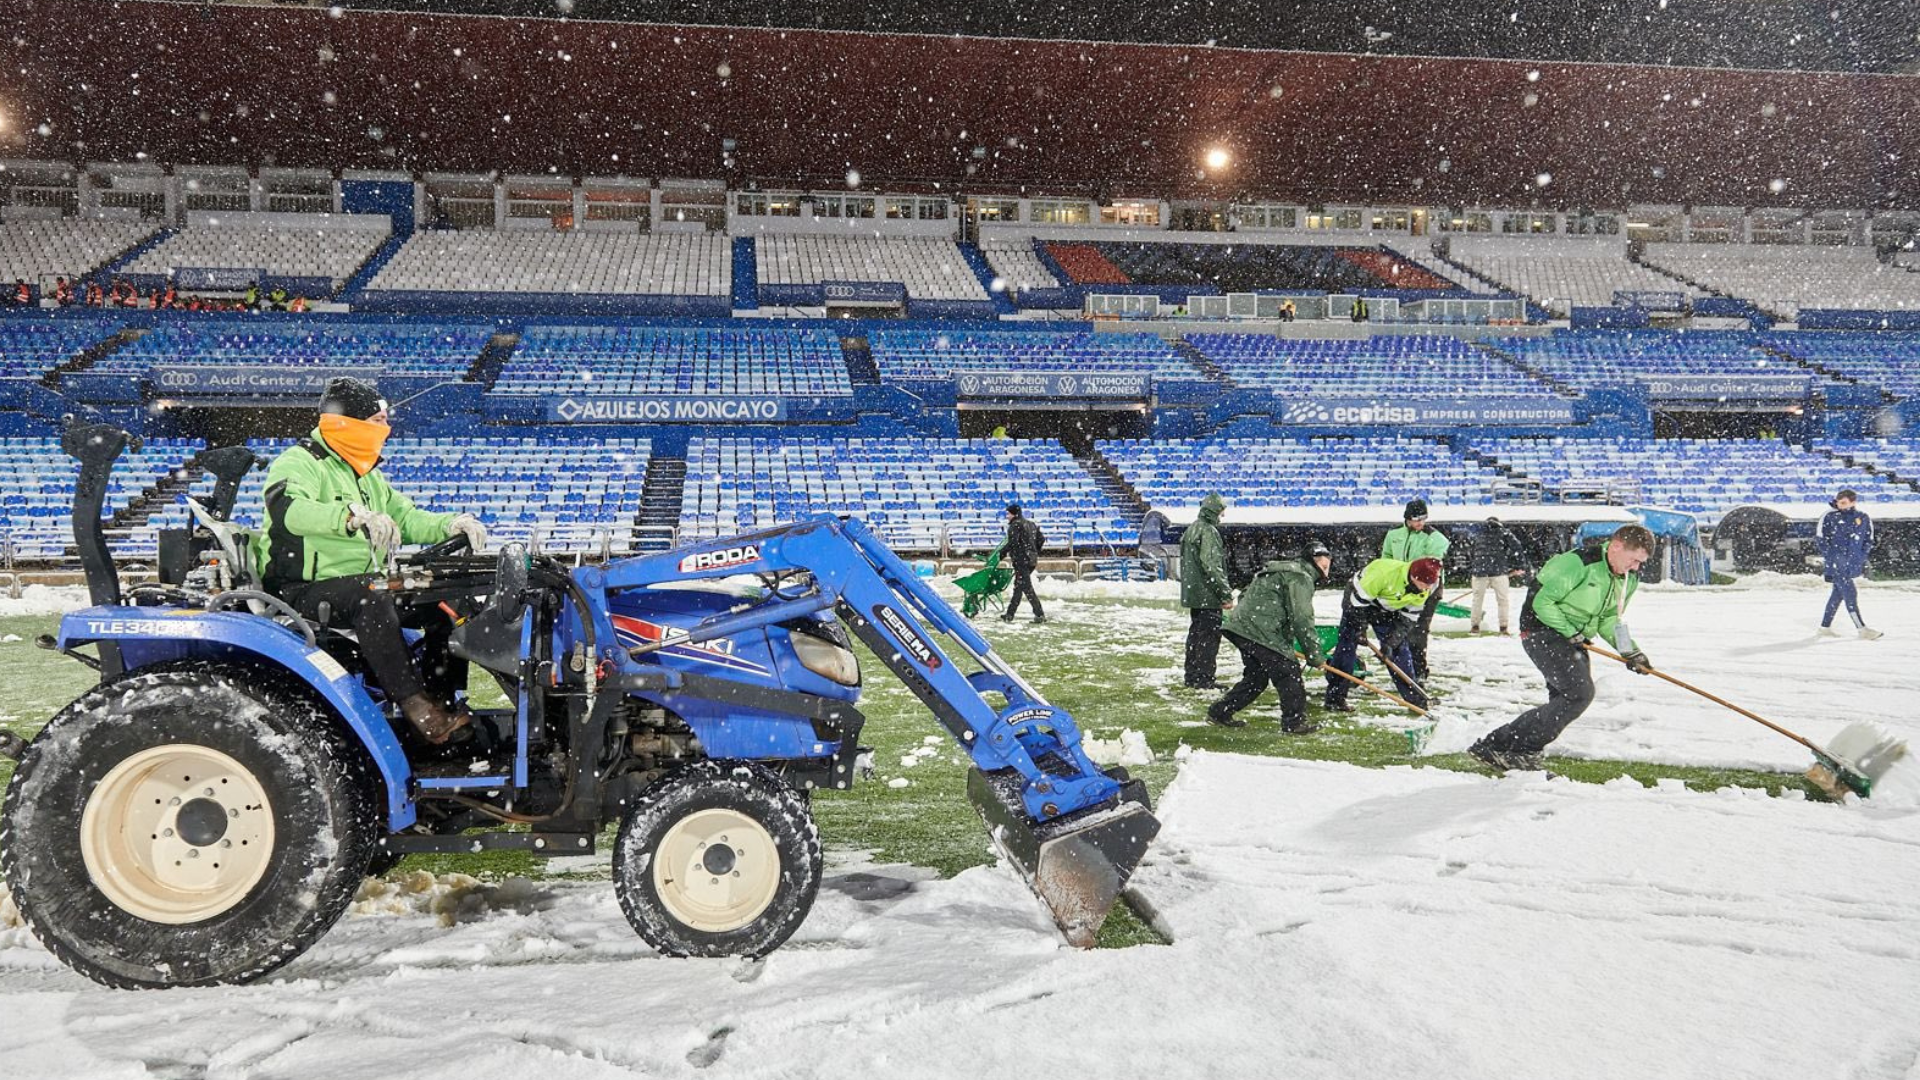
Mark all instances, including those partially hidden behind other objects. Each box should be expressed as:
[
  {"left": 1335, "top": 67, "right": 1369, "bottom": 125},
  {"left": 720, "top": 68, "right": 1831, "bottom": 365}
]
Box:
[
  {"left": 0, "top": 585, "right": 90, "bottom": 618},
  {"left": 1083, "top": 727, "right": 1154, "bottom": 766}
]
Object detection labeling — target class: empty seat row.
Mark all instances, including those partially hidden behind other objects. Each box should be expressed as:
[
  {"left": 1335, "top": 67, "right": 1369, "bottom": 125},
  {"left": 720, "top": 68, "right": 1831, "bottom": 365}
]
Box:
[
  {"left": 755, "top": 236, "right": 987, "bottom": 301},
  {"left": 368, "top": 231, "right": 730, "bottom": 296}
]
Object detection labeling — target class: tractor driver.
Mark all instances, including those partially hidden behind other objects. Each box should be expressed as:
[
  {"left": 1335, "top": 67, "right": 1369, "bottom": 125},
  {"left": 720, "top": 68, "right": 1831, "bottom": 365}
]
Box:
[{"left": 254, "top": 377, "right": 489, "bottom": 744}]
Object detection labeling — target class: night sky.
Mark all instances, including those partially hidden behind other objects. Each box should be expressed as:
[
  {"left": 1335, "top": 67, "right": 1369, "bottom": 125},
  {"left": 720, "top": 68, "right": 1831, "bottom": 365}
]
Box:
[{"left": 334, "top": 0, "right": 1919, "bottom": 74}]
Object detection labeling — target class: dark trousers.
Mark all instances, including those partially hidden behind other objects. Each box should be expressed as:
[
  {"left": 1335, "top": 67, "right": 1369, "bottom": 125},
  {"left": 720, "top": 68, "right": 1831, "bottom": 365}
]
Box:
[
  {"left": 1325, "top": 603, "right": 1427, "bottom": 708},
  {"left": 1409, "top": 590, "right": 1441, "bottom": 681},
  {"left": 1822, "top": 577, "right": 1862, "bottom": 627},
  {"left": 1005, "top": 564, "right": 1045, "bottom": 619},
  {"left": 282, "top": 575, "right": 460, "bottom": 704},
  {"left": 1476, "top": 632, "right": 1595, "bottom": 754},
  {"left": 1184, "top": 608, "right": 1224, "bottom": 686},
  {"left": 1214, "top": 631, "right": 1308, "bottom": 729}
]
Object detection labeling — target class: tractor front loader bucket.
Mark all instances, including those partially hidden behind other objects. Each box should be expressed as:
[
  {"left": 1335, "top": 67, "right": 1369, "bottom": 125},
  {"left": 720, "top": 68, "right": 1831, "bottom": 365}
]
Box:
[{"left": 967, "top": 767, "right": 1160, "bottom": 947}]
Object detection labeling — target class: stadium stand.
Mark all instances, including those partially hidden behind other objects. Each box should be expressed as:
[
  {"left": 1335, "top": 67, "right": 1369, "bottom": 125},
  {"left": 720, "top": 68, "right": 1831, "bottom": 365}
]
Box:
[
  {"left": 1048, "top": 241, "right": 1460, "bottom": 293},
  {"left": 0, "top": 219, "right": 156, "bottom": 286},
  {"left": 1446, "top": 238, "right": 1704, "bottom": 316},
  {"left": 754, "top": 236, "right": 987, "bottom": 300},
  {"left": 366, "top": 232, "right": 730, "bottom": 296},
  {"left": 492, "top": 325, "right": 853, "bottom": 397},
  {"left": 0, "top": 320, "right": 124, "bottom": 379},
  {"left": 868, "top": 328, "right": 1203, "bottom": 382},
  {"left": 1468, "top": 437, "right": 1915, "bottom": 514},
  {"left": 979, "top": 238, "right": 1065, "bottom": 292},
  {"left": 123, "top": 222, "right": 391, "bottom": 293},
  {"left": 1100, "top": 437, "right": 1508, "bottom": 510},
  {"left": 1765, "top": 331, "right": 1920, "bottom": 398},
  {"left": 90, "top": 321, "right": 490, "bottom": 378},
  {"left": 141, "top": 437, "right": 652, "bottom": 557},
  {"left": 678, "top": 437, "right": 1131, "bottom": 550},
  {"left": 1188, "top": 333, "right": 1560, "bottom": 396},
  {"left": 1641, "top": 244, "right": 1920, "bottom": 318},
  {"left": 0, "top": 437, "right": 200, "bottom": 559},
  {"left": 1485, "top": 330, "right": 1831, "bottom": 392}
]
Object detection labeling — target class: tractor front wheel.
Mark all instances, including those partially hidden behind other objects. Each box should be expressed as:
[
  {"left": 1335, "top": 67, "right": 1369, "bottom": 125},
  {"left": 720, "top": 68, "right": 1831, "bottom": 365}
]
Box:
[
  {"left": 612, "top": 760, "right": 821, "bottom": 958},
  {"left": 0, "top": 665, "right": 378, "bottom": 988}
]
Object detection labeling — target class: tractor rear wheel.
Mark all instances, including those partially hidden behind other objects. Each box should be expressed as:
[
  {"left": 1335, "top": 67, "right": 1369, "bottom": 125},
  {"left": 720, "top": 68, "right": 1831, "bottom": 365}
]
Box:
[
  {"left": 0, "top": 665, "right": 378, "bottom": 988},
  {"left": 612, "top": 760, "right": 821, "bottom": 958}
]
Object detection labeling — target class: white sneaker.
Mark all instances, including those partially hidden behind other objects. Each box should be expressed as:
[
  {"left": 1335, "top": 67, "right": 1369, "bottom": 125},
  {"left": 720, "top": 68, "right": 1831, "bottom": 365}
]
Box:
[
  {"left": 1816, "top": 626, "right": 1842, "bottom": 638},
  {"left": 1858, "top": 627, "right": 1884, "bottom": 640}
]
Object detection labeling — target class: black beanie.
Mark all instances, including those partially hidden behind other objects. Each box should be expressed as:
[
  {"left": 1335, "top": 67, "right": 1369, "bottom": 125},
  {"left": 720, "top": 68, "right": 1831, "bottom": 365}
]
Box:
[
  {"left": 318, "top": 377, "right": 385, "bottom": 420},
  {"left": 1404, "top": 498, "right": 1429, "bottom": 521}
]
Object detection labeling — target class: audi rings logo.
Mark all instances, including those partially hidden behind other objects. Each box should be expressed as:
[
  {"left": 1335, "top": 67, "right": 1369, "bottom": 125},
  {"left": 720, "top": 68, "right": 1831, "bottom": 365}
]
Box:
[{"left": 157, "top": 371, "right": 199, "bottom": 389}]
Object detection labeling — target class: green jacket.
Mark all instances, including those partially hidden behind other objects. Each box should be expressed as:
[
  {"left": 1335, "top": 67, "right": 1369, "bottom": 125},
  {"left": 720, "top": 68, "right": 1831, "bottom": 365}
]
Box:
[
  {"left": 1381, "top": 524, "right": 1450, "bottom": 563},
  {"left": 1223, "top": 558, "right": 1324, "bottom": 665},
  {"left": 1179, "top": 496, "right": 1232, "bottom": 609},
  {"left": 1521, "top": 544, "right": 1639, "bottom": 648},
  {"left": 252, "top": 429, "right": 455, "bottom": 587},
  {"left": 1350, "top": 558, "right": 1432, "bottom": 614}
]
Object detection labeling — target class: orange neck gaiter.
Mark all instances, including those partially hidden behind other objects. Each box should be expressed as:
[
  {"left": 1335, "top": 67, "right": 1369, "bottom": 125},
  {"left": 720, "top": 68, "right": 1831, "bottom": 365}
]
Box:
[{"left": 318, "top": 414, "right": 390, "bottom": 477}]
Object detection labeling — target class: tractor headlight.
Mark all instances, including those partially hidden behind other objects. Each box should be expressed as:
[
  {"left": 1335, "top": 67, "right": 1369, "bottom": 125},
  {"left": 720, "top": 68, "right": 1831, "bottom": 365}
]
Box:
[{"left": 791, "top": 631, "right": 861, "bottom": 687}]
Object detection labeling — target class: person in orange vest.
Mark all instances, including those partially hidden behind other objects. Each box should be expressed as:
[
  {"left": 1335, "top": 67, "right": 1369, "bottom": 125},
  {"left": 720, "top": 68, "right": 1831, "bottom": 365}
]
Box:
[
  {"left": 12, "top": 279, "right": 31, "bottom": 306},
  {"left": 85, "top": 281, "right": 105, "bottom": 306},
  {"left": 53, "top": 277, "right": 74, "bottom": 305},
  {"left": 162, "top": 283, "right": 178, "bottom": 309},
  {"left": 289, "top": 295, "right": 309, "bottom": 312}
]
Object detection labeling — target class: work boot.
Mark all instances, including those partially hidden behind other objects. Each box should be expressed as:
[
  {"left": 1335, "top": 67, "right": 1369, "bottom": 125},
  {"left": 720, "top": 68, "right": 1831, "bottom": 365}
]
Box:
[
  {"left": 1816, "top": 625, "right": 1842, "bottom": 638},
  {"left": 1469, "top": 622, "right": 1482, "bottom": 634},
  {"left": 1468, "top": 742, "right": 1544, "bottom": 773},
  {"left": 1499, "top": 625, "right": 1511, "bottom": 636},
  {"left": 400, "top": 694, "right": 471, "bottom": 745},
  {"left": 1858, "top": 626, "right": 1884, "bottom": 640},
  {"left": 1281, "top": 717, "right": 1321, "bottom": 735},
  {"left": 1205, "top": 704, "right": 1246, "bottom": 728},
  {"left": 1322, "top": 693, "right": 1353, "bottom": 713}
]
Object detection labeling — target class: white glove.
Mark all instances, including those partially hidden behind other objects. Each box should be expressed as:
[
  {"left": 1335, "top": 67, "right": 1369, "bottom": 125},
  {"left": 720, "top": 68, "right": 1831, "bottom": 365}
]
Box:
[
  {"left": 346, "top": 503, "right": 401, "bottom": 553},
  {"left": 449, "top": 513, "right": 488, "bottom": 553}
]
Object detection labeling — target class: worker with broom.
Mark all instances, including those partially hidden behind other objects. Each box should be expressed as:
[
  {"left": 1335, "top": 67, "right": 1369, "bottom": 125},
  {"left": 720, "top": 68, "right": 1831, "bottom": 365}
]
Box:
[
  {"left": 1208, "top": 541, "right": 1332, "bottom": 733},
  {"left": 1469, "top": 524, "right": 1657, "bottom": 772},
  {"left": 1323, "top": 555, "right": 1442, "bottom": 713}
]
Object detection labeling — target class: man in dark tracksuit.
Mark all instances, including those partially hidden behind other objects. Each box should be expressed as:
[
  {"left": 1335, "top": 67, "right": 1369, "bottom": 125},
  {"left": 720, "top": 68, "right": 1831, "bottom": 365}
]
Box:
[
  {"left": 1816, "top": 488, "right": 1881, "bottom": 640},
  {"left": 1209, "top": 542, "right": 1332, "bottom": 733},
  {"left": 1380, "top": 499, "right": 1450, "bottom": 681},
  {"left": 1180, "top": 493, "right": 1232, "bottom": 688},
  {"left": 1000, "top": 503, "right": 1046, "bottom": 623},
  {"left": 253, "top": 378, "right": 489, "bottom": 743},
  {"left": 1469, "top": 524, "right": 1656, "bottom": 772}
]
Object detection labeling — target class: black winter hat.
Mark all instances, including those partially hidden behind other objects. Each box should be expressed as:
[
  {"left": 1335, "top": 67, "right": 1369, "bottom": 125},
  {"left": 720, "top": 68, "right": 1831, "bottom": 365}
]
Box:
[
  {"left": 1404, "top": 499, "right": 1429, "bottom": 522},
  {"left": 318, "top": 377, "right": 385, "bottom": 420},
  {"left": 1006, "top": 503, "right": 1022, "bottom": 515}
]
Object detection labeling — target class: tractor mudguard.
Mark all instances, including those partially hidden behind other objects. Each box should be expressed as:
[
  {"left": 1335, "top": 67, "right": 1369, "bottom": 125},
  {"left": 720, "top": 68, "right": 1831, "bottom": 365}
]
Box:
[{"left": 58, "top": 606, "right": 417, "bottom": 829}]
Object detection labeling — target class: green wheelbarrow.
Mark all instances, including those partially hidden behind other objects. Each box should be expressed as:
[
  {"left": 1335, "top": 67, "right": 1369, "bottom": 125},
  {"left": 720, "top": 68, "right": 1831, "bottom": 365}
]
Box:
[{"left": 955, "top": 550, "right": 1014, "bottom": 618}]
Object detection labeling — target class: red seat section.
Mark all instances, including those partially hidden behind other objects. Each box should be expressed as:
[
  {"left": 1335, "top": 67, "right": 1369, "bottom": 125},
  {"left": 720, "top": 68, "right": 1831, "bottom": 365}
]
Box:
[
  {"left": 1045, "top": 243, "right": 1132, "bottom": 285},
  {"left": 1335, "top": 249, "right": 1459, "bottom": 290}
]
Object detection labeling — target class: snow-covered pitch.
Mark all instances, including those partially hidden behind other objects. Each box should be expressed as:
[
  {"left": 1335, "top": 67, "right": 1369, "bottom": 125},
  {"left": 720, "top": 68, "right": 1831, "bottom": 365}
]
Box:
[{"left": 1, "top": 576, "right": 1917, "bottom": 1077}]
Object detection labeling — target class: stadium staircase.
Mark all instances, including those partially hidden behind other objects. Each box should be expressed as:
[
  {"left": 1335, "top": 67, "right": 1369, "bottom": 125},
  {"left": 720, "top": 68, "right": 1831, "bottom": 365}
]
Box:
[
  {"left": 633, "top": 455, "right": 687, "bottom": 553},
  {"left": 1170, "top": 339, "right": 1235, "bottom": 388},
  {"left": 839, "top": 334, "right": 881, "bottom": 385},
  {"left": 1075, "top": 447, "right": 1149, "bottom": 528},
  {"left": 1630, "top": 252, "right": 1724, "bottom": 299},
  {"left": 86, "top": 228, "right": 176, "bottom": 286},
  {"left": 87, "top": 456, "right": 203, "bottom": 558},
  {"left": 338, "top": 232, "right": 413, "bottom": 300},
  {"left": 730, "top": 238, "right": 759, "bottom": 312},
  {"left": 42, "top": 327, "right": 144, "bottom": 389},
  {"left": 956, "top": 241, "right": 1018, "bottom": 316},
  {"left": 1807, "top": 447, "right": 1920, "bottom": 492},
  {"left": 1755, "top": 343, "right": 1898, "bottom": 404},
  {"left": 468, "top": 332, "right": 521, "bottom": 388},
  {"left": 1471, "top": 340, "right": 1580, "bottom": 396}
]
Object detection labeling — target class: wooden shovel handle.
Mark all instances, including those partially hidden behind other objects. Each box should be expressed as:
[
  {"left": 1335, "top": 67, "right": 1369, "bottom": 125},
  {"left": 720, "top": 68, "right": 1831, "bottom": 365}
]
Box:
[
  {"left": 1581, "top": 641, "right": 1823, "bottom": 754},
  {"left": 1304, "top": 652, "right": 1428, "bottom": 717}
]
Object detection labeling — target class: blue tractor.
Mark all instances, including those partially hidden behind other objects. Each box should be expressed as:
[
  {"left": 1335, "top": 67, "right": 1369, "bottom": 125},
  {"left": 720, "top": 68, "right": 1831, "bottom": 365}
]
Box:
[{"left": 0, "top": 426, "right": 1159, "bottom": 988}]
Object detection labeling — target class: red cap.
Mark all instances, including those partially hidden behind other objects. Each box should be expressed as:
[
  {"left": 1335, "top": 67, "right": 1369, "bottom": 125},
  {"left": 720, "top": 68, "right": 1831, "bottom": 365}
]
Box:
[{"left": 1408, "top": 557, "right": 1443, "bottom": 590}]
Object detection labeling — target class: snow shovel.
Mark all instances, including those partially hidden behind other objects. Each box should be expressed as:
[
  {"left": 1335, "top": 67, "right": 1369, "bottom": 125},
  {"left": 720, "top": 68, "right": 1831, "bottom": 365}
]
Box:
[
  {"left": 1583, "top": 642, "right": 1908, "bottom": 800},
  {"left": 1308, "top": 652, "right": 1429, "bottom": 716}
]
